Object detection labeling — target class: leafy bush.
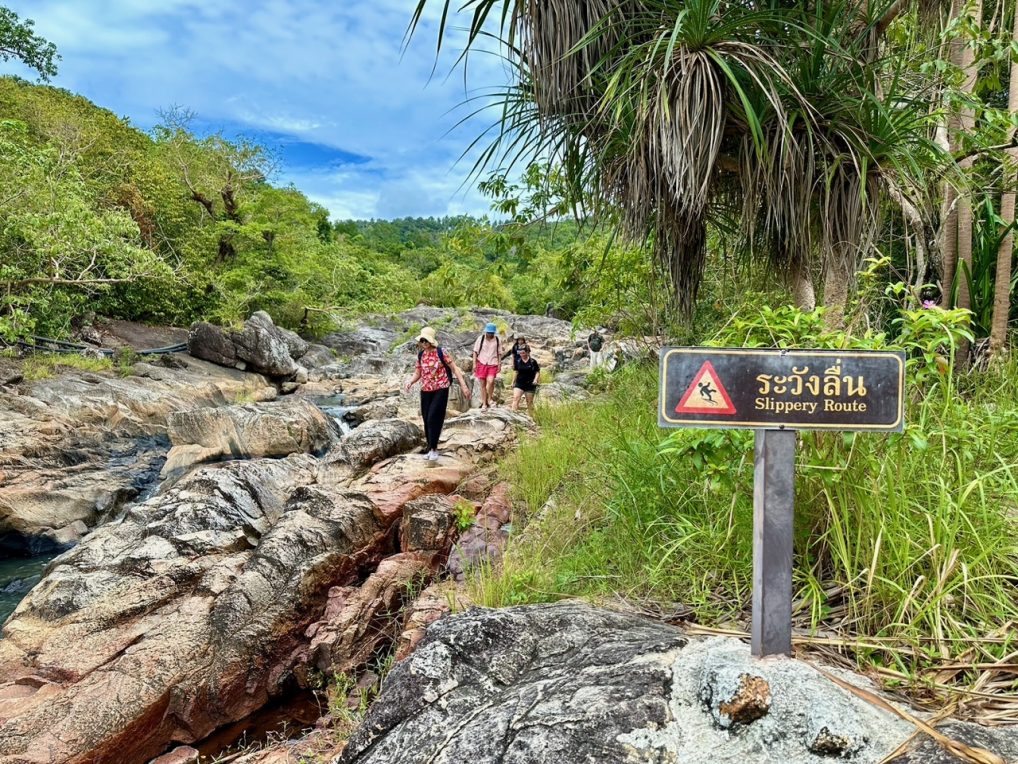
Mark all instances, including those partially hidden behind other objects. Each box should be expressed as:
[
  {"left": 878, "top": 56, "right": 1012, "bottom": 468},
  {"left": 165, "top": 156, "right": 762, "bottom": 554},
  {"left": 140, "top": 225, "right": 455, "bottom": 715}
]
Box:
[{"left": 480, "top": 301, "right": 1018, "bottom": 685}]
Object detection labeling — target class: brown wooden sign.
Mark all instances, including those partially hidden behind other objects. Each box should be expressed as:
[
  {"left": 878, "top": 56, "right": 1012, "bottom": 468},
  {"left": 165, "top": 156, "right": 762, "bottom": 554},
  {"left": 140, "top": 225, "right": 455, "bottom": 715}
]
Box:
[{"left": 659, "top": 347, "right": 905, "bottom": 432}]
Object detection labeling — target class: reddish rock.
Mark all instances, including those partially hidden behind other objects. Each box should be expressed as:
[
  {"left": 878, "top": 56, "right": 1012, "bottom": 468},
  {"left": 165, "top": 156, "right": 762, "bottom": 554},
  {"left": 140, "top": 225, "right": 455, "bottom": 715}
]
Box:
[
  {"left": 477, "top": 482, "right": 512, "bottom": 525},
  {"left": 395, "top": 582, "right": 472, "bottom": 661},
  {"left": 455, "top": 471, "right": 494, "bottom": 501},
  {"left": 0, "top": 459, "right": 390, "bottom": 764},
  {"left": 355, "top": 455, "right": 473, "bottom": 523},
  {"left": 306, "top": 553, "right": 434, "bottom": 676},
  {"left": 399, "top": 494, "right": 456, "bottom": 554}
]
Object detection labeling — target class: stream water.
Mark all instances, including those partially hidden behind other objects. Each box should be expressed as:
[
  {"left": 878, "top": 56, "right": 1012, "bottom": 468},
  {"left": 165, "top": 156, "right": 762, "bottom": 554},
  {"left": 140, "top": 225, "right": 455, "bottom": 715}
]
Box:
[
  {"left": 0, "top": 555, "right": 55, "bottom": 627},
  {"left": 315, "top": 394, "right": 354, "bottom": 436}
]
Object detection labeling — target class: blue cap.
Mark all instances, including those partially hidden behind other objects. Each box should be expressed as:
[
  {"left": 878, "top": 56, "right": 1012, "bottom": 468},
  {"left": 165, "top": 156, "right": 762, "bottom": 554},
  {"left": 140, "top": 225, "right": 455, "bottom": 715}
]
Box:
[{"left": 485, "top": 323, "right": 497, "bottom": 333}]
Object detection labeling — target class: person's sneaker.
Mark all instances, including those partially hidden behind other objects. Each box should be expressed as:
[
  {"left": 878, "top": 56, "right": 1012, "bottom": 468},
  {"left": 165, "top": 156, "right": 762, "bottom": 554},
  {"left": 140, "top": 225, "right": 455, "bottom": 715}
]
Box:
[{"left": 428, "top": 450, "right": 440, "bottom": 461}]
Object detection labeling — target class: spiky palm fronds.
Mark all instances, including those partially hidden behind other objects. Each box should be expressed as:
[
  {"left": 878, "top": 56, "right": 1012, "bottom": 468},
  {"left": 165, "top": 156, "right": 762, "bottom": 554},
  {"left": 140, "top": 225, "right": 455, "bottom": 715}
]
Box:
[{"left": 409, "top": 0, "right": 946, "bottom": 315}]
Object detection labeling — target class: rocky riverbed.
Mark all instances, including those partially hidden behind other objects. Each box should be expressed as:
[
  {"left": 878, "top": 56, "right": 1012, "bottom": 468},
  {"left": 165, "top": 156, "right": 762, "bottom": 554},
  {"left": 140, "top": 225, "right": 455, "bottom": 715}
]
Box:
[
  {"left": 0, "top": 308, "right": 592, "bottom": 764},
  {"left": 2, "top": 309, "right": 1013, "bottom": 764}
]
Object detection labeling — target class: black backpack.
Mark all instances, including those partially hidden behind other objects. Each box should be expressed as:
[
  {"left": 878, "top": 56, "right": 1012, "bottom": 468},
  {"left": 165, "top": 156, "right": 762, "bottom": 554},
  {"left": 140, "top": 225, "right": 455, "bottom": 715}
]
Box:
[{"left": 418, "top": 346, "right": 454, "bottom": 384}]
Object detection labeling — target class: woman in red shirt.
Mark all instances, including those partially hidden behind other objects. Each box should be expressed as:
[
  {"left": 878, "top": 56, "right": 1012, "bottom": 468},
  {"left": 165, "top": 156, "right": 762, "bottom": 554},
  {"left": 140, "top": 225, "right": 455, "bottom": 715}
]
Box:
[{"left": 404, "top": 326, "right": 471, "bottom": 460}]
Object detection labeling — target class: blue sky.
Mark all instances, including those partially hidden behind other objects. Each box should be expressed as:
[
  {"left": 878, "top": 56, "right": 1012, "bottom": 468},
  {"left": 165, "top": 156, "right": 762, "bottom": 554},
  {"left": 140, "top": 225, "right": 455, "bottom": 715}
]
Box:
[{"left": 3, "top": 1, "right": 510, "bottom": 220}]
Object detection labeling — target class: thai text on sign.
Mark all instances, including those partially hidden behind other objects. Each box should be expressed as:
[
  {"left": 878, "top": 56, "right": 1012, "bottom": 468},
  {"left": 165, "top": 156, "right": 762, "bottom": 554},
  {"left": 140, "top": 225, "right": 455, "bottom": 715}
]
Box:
[{"left": 659, "top": 347, "right": 905, "bottom": 431}]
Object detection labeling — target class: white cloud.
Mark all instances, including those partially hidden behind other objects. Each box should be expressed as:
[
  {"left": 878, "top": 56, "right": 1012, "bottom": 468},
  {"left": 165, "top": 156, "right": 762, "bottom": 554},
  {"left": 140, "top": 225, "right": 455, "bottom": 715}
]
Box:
[{"left": 4, "top": 0, "right": 514, "bottom": 219}]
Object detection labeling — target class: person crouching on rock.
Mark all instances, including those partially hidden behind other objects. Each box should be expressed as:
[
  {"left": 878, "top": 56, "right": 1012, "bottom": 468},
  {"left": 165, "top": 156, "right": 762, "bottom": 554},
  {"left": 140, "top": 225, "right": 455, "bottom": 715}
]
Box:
[
  {"left": 405, "top": 327, "right": 470, "bottom": 461},
  {"left": 511, "top": 345, "right": 540, "bottom": 415},
  {"left": 472, "top": 322, "right": 502, "bottom": 410}
]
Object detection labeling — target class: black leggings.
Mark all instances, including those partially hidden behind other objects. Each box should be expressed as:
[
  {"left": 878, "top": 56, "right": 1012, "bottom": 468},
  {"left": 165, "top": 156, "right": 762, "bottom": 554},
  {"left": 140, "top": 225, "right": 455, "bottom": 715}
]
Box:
[{"left": 420, "top": 387, "right": 450, "bottom": 450}]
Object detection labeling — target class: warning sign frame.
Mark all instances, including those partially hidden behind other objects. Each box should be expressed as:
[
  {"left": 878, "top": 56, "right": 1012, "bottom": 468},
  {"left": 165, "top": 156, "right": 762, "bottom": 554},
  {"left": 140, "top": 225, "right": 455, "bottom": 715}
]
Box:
[{"left": 659, "top": 346, "right": 904, "bottom": 431}]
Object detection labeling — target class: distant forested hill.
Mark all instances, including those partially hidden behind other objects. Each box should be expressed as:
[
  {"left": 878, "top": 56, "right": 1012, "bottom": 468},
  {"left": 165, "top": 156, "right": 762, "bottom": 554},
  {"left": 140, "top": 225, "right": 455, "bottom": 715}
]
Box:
[{"left": 0, "top": 77, "right": 664, "bottom": 339}]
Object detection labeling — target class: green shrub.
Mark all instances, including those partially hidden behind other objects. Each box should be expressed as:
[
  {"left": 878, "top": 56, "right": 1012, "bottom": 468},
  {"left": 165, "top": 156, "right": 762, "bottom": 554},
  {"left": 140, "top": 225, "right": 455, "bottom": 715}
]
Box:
[{"left": 480, "top": 303, "right": 1018, "bottom": 680}]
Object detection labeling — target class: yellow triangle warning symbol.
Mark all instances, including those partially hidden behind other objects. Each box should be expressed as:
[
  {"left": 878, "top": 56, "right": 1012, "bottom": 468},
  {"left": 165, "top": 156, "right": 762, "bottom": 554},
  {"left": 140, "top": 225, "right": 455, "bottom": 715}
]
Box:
[{"left": 675, "top": 361, "right": 736, "bottom": 415}]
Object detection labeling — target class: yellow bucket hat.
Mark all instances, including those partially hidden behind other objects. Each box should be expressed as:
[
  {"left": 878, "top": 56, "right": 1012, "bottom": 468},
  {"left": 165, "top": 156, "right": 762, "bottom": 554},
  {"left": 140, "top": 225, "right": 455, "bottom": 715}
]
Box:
[{"left": 416, "top": 326, "right": 438, "bottom": 345}]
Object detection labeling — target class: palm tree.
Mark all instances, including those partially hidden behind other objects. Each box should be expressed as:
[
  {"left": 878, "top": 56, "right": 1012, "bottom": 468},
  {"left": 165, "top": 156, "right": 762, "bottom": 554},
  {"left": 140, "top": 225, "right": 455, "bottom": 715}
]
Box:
[
  {"left": 410, "top": 0, "right": 944, "bottom": 321},
  {"left": 989, "top": 4, "right": 1018, "bottom": 358}
]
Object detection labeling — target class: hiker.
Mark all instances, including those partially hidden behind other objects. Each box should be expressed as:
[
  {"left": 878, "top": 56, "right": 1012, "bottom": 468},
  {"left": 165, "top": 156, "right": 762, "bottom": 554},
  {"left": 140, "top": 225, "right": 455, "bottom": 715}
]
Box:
[
  {"left": 472, "top": 322, "right": 502, "bottom": 410},
  {"left": 502, "top": 332, "right": 527, "bottom": 371},
  {"left": 404, "top": 326, "right": 470, "bottom": 461},
  {"left": 511, "top": 345, "right": 540, "bottom": 414},
  {"left": 587, "top": 328, "right": 606, "bottom": 369}
]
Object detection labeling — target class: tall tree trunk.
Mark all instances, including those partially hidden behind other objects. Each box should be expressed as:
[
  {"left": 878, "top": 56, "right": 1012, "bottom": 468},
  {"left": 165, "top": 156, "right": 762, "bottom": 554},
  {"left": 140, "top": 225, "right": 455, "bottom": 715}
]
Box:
[
  {"left": 791, "top": 262, "right": 816, "bottom": 312},
  {"left": 953, "top": 0, "right": 983, "bottom": 363},
  {"left": 822, "top": 254, "right": 852, "bottom": 328},
  {"left": 988, "top": 6, "right": 1018, "bottom": 358},
  {"left": 939, "top": 186, "right": 958, "bottom": 306},
  {"left": 939, "top": 0, "right": 968, "bottom": 308}
]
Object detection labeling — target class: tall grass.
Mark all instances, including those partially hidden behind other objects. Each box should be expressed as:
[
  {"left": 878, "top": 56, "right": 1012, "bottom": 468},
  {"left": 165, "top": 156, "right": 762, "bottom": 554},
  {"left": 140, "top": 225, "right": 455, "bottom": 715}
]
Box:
[{"left": 476, "top": 329, "right": 1018, "bottom": 677}]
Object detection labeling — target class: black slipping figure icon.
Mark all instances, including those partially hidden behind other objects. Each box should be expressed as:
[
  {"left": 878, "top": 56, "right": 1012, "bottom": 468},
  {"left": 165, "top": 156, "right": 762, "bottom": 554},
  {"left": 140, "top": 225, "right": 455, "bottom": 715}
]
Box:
[{"left": 698, "top": 382, "right": 717, "bottom": 403}]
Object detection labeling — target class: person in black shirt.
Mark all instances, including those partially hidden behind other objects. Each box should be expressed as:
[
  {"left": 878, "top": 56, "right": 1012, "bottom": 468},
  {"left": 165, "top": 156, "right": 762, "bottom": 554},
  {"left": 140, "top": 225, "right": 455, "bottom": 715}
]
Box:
[
  {"left": 502, "top": 332, "right": 527, "bottom": 371},
  {"left": 511, "top": 345, "right": 541, "bottom": 414}
]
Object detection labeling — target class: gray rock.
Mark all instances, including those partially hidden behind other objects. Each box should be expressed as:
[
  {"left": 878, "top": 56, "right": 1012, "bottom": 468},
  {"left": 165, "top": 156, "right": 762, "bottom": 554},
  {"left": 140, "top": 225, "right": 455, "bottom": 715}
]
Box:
[
  {"left": 886, "top": 722, "right": 1018, "bottom": 763},
  {"left": 323, "top": 418, "right": 423, "bottom": 474},
  {"left": 267, "top": 315, "right": 309, "bottom": 360},
  {"left": 343, "top": 398, "right": 399, "bottom": 424},
  {"left": 231, "top": 311, "right": 299, "bottom": 378},
  {"left": 338, "top": 602, "right": 686, "bottom": 764},
  {"left": 0, "top": 456, "right": 390, "bottom": 764},
  {"left": 188, "top": 321, "right": 242, "bottom": 369},
  {"left": 162, "top": 399, "right": 332, "bottom": 477},
  {"left": 340, "top": 605, "right": 923, "bottom": 764},
  {"left": 0, "top": 357, "right": 272, "bottom": 549},
  {"left": 400, "top": 495, "right": 456, "bottom": 554},
  {"left": 309, "top": 362, "right": 349, "bottom": 382},
  {"left": 188, "top": 312, "right": 307, "bottom": 379},
  {"left": 806, "top": 703, "right": 866, "bottom": 756},
  {"left": 297, "top": 343, "right": 336, "bottom": 369}
]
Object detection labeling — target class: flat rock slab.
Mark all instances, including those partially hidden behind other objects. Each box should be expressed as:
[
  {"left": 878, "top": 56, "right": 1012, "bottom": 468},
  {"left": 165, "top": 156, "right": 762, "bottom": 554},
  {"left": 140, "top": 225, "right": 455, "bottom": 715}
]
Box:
[
  {"left": 163, "top": 399, "right": 333, "bottom": 476},
  {"left": 338, "top": 603, "right": 940, "bottom": 764}
]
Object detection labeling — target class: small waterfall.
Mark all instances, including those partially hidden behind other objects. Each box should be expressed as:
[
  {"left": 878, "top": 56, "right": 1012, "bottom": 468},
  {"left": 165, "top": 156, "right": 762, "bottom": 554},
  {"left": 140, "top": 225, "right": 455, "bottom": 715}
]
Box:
[{"left": 314, "top": 394, "right": 353, "bottom": 436}]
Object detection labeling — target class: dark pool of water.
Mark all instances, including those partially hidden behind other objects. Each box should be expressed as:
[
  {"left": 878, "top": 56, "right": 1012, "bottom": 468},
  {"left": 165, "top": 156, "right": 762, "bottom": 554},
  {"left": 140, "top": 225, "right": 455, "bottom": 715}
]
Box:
[{"left": 0, "top": 555, "right": 55, "bottom": 628}]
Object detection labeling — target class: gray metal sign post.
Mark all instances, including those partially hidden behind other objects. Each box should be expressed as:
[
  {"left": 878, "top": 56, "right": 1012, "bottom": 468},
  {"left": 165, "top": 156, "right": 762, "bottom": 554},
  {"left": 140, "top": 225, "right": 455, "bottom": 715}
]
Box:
[
  {"left": 752, "top": 429, "right": 796, "bottom": 656},
  {"left": 658, "top": 347, "right": 905, "bottom": 659}
]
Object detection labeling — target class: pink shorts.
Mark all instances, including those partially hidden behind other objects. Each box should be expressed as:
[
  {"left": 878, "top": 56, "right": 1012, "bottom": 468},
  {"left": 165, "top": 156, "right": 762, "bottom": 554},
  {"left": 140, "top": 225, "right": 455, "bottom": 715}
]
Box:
[{"left": 475, "top": 362, "right": 499, "bottom": 380}]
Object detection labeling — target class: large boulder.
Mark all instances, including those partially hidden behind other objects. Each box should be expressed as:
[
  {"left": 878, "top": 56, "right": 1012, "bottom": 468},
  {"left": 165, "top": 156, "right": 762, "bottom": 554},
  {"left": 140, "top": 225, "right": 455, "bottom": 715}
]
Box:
[
  {"left": 0, "top": 456, "right": 388, "bottom": 764},
  {"left": 338, "top": 603, "right": 924, "bottom": 764},
  {"left": 162, "top": 399, "right": 333, "bottom": 477},
  {"left": 188, "top": 312, "right": 306, "bottom": 379},
  {"left": 321, "top": 418, "right": 424, "bottom": 476}
]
